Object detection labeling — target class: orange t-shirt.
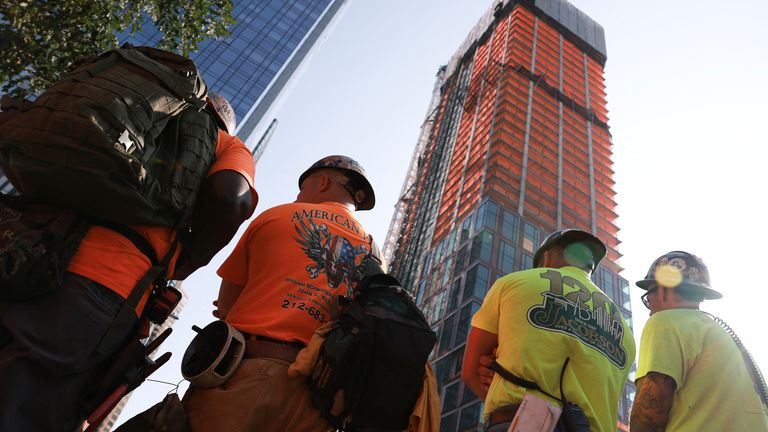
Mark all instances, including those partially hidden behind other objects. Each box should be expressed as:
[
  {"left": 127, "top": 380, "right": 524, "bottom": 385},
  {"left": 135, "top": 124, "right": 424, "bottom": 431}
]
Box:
[
  {"left": 218, "top": 202, "right": 372, "bottom": 344},
  {"left": 67, "top": 131, "right": 257, "bottom": 313}
]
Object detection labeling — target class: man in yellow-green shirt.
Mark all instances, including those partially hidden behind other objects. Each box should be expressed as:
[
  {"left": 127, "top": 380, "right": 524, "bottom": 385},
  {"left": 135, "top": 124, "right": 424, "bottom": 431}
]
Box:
[
  {"left": 631, "top": 251, "right": 768, "bottom": 431},
  {"left": 462, "top": 229, "right": 635, "bottom": 432}
]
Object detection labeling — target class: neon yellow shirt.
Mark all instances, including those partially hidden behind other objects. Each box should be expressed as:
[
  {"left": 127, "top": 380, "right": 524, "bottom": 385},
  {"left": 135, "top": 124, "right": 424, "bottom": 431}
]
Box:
[
  {"left": 472, "top": 266, "right": 635, "bottom": 432},
  {"left": 637, "top": 309, "right": 768, "bottom": 431}
]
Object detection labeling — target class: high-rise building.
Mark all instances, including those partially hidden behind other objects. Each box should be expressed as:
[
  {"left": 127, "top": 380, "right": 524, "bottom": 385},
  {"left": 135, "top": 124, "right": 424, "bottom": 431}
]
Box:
[
  {"left": 383, "top": 1, "right": 634, "bottom": 430},
  {"left": 0, "top": 0, "right": 349, "bottom": 193}
]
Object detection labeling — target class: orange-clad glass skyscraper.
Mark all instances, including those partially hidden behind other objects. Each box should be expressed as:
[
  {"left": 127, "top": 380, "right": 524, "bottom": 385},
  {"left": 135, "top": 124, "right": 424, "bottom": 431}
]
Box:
[{"left": 383, "top": 1, "right": 633, "bottom": 430}]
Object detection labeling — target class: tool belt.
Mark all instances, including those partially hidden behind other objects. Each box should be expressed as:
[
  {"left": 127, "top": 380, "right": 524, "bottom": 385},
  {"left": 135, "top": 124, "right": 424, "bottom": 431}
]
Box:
[{"left": 243, "top": 335, "right": 304, "bottom": 363}]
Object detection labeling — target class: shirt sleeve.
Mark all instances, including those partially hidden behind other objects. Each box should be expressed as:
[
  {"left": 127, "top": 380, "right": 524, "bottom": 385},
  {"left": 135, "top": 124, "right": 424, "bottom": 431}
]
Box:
[
  {"left": 636, "top": 313, "right": 684, "bottom": 387},
  {"left": 471, "top": 278, "right": 503, "bottom": 335},
  {"left": 209, "top": 131, "right": 258, "bottom": 216},
  {"left": 217, "top": 218, "right": 257, "bottom": 286}
]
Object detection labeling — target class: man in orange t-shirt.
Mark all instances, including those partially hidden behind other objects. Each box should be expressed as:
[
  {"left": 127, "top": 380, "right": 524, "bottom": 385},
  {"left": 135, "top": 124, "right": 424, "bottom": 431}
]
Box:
[
  {"left": 183, "top": 155, "right": 377, "bottom": 432},
  {"left": 0, "top": 94, "right": 257, "bottom": 431}
]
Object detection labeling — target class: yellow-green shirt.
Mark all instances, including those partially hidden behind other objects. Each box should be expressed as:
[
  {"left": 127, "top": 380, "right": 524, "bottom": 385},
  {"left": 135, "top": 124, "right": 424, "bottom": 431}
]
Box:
[
  {"left": 637, "top": 309, "right": 768, "bottom": 431},
  {"left": 472, "top": 266, "right": 635, "bottom": 432}
]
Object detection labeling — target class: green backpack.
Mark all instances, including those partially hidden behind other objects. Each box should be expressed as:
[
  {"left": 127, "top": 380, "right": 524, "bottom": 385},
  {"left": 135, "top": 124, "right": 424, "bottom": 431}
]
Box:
[{"left": 0, "top": 44, "right": 217, "bottom": 227}]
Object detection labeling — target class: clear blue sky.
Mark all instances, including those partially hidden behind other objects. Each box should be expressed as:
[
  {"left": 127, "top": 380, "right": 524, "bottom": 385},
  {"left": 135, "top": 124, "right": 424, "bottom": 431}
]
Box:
[{"left": 117, "top": 0, "right": 768, "bottom": 425}]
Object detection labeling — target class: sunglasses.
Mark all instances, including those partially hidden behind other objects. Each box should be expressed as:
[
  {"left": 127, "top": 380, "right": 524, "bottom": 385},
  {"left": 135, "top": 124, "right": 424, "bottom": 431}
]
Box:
[{"left": 640, "top": 287, "right": 657, "bottom": 310}]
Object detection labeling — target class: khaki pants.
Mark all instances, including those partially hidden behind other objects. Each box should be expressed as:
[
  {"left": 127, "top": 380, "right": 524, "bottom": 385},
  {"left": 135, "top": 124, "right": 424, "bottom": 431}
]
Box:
[{"left": 183, "top": 356, "right": 331, "bottom": 432}]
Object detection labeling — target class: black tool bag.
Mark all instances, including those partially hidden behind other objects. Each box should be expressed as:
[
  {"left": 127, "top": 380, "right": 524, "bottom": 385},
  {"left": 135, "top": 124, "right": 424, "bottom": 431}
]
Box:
[
  {"left": 113, "top": 393, "right": 190, "bottom": 432},
  {"left": 0, "top": 194, "right": 90, "bottom": 300},
  {"left": 309, "top": 273, "right": 437, "bottom": 431},
  {"left": 0, "top": 44, "right": 217, "bottom": 227}
]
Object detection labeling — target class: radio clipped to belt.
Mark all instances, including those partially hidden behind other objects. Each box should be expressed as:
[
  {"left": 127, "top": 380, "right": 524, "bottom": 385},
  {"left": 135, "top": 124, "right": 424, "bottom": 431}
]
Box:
[{"left": 144, "top": 281, "right": 183, "bottom": 325}]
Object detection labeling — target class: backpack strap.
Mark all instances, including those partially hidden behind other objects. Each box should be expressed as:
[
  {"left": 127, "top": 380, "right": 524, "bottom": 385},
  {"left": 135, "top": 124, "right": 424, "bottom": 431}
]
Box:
[
  {"left": 93, "top": 226, "right": 177, "bottom": 357},
  {"left": 115, "top": 46, "right": 207, "bottom": 110},
  {"left": 93, "top": 220, "right": 158, "bottom": 266}
]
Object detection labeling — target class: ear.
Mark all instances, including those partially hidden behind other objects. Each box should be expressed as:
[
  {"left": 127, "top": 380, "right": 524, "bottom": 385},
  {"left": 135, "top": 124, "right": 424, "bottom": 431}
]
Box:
[{"left": 316, "top": 173, "right": 333, "bottom": 192}]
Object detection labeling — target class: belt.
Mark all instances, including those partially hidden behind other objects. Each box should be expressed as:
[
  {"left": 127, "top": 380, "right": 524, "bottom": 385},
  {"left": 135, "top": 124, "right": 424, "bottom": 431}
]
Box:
[
  {"left": 243, "top": 335, "right": 303, "bottom": 363},
  {"left": 487, "top": 404, "right": 521, "bottom": 427}
]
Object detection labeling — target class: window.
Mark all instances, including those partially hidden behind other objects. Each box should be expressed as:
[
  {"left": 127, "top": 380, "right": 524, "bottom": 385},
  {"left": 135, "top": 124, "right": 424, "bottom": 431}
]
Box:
[
  {"left": 460, "top": 216, "right": 473, "bottom": 244},
  {"left": 470, "top": 231, "right": 493, "bottom": 264},
  {"left": 443, "top": 381, "right": 461, "bottom": 411},
  {"left": 440, "top": 413, "right": 458, "bottom": 432},
  {"left": 501, "top": 209, "right": 519, "bottom": 241},
  {"left": 442, "top": 257, "right": 454, "bottom": 287},
  {"left": 455, "top": 302, "right": 481, "bottom": 349},
  {"left": 416, "top": 280, "right": 426, "bottom": 306},
  {"left": 447, "top": 227, "right": 459, "bottom": 253},
  {"left": 523, "top": 222, "right": 539, "bottom": 253},
  {"left": 447, "top": 278, "right": 462, "bottom": 313},
  {"left": 498, "top": 241, "right": 516, "bottom": 274},
  {"left": 619, "top": 278, "right": 631, "bottom": 310},
  {"left": 521, "top": 253, "right": 534, "bottom": 270},
  {"left": 601, "top": 268, "right": 616, "bottom": 301},
  {"left": 439, "top": 313, "right": 456, "bottom": 354},
  {"left": 433, "top": 290, "right": 447, "bottom": 323},
  {"left": 464, "top": 264, "right": 490, "bottom": 300},
  {"left": 454, "top": 245, "right": 468, "bottom": 276},
  {"left": 475, "top": 200, "right": 499, "bottom": 231},
  {"left": 458, "top": 402, "right": 482, "bottom": 431},
  {"left": 421, "top": 252, "right": 432, "bottom": 278}
]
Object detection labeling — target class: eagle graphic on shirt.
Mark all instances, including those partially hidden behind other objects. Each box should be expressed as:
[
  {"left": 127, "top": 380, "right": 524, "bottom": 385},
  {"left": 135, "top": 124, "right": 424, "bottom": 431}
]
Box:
[{"left": 294, "top": 216, "right": 369, "bottom": 294}]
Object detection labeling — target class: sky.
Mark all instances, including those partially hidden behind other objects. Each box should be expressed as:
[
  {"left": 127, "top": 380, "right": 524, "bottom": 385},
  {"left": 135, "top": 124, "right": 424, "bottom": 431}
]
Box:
[{"left": 116, "top": 0, "right": 768, "bottom": 425}]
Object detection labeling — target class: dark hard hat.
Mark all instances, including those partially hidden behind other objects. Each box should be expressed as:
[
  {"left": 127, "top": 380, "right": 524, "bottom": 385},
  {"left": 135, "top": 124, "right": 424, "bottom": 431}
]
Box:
[
  {"left": 636, "top": 251, "right": 722, "bottom": 300},
  {"left": 298, "top": 155, "right": 375, "bottom": 210},
  {"left": 532, "top": 229, "right": 606, "bottom": 271},
  {"left": 206, "top": 91, "right": 236, "bottom": 134}
]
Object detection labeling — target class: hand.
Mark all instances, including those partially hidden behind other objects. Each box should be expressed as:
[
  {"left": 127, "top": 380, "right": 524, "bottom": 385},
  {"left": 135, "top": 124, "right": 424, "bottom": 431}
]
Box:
[
  {"left": 212, "top": 300, "right": 221, "bottom": 319},
  {"left": 478, "top": 348, "right": 498, "bottom": 394}
]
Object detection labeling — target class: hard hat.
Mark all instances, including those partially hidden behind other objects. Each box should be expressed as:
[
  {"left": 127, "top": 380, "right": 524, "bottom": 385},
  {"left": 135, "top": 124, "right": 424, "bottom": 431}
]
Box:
[
  {"left": 532, "top": 229, "right": 606, "bottom": 271},
  {"left": 206, "top": 91, "right": 236, "bottom": 134},
  {"left": 181, "top": 321, "right": 246, "bottom": 388},
  {"left": 298, "top": 155, "right": 376, "bottom": 210},
  {"left": 635, "top": 251, "right": 722, "bottom": 300}
]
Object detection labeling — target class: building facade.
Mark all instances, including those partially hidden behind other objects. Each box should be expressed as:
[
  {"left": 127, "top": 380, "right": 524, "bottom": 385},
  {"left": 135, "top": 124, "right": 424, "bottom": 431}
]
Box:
[{"left": 383, "top": 1, "right": 634, "bottom": 430}]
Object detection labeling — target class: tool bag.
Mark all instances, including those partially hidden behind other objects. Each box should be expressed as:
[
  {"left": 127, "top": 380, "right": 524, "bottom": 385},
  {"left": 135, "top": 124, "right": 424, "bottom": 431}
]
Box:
[
  {"left": 308, "top": 273, "right": 437, "bottom": 431},
  {"left": 0, "top": 194, "right": 90, "bottom": 300},
  {"left": 0, "top": 44, "right": 217, "bottom": 227}
]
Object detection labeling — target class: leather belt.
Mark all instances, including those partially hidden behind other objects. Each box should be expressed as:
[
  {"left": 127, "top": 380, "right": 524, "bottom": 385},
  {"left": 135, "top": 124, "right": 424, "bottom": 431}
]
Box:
[
  {"left": 487, "top": 404, "right": 521, "bottom": 426},
  {"left": 243, "top": 336, "right": 303, "bottom": 363}
]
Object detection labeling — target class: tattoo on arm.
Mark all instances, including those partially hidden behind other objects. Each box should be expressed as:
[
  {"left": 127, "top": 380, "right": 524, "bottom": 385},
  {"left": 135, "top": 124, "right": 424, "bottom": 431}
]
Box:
[{"left": 630, "top": 372, "right": 677, "bottom": 432}]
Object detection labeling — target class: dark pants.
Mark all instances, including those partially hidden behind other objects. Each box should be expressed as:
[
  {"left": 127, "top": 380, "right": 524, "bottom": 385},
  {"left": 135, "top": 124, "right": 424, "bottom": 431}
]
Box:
[{"left": 0, "top": 272, "right": 137, "bottom": 432}]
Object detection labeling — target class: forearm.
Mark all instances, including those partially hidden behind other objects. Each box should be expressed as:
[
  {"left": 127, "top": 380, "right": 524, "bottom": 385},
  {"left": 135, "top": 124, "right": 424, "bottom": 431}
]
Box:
[
  {"left": 630, "top": 372, "right": 677, "bottom": 431},
  {"left": 461, "top": 327, "right": 498, "bottom": 399},
  {"left": 216, "top": 280, "right": 245, "bottom": 320}
]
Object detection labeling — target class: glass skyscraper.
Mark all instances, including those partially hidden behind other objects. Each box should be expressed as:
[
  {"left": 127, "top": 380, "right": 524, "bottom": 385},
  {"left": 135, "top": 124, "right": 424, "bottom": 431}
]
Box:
[
  {"left": 0, "top": 0, "right": 349, "bottom": 194},
  {"left": 384, "top": 1, "right": 634, "bottom": 430}
]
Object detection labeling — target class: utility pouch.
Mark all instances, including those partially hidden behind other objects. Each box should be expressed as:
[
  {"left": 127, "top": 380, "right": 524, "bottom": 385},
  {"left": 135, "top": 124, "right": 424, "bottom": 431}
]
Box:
[
  {"left": 507, "top": 394, "right": 561, "bottom": 432},
  {"left": 0, "top": 194, "right": 90, "bottom": 300},
  {"left": 181, "top": 321, "right": 246, "bottom": 388},
  {"left": 144, "top": 283, "right": 183, "bottom": 324}
]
